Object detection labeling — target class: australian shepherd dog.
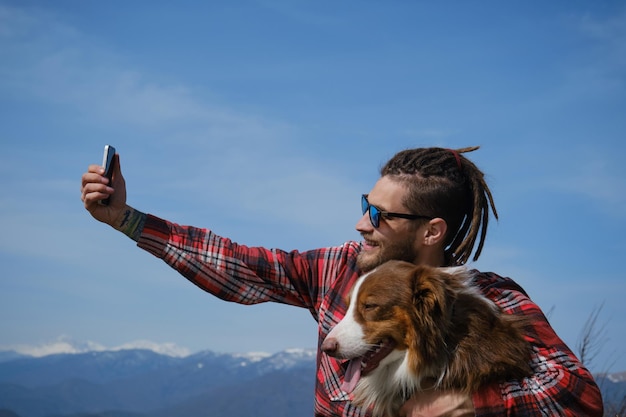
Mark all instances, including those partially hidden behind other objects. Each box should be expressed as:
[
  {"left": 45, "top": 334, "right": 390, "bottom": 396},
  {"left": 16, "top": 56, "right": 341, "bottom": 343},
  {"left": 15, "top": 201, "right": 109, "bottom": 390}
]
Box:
[{"left": 321, "top": 260, "right": 532, "bottom": 417}]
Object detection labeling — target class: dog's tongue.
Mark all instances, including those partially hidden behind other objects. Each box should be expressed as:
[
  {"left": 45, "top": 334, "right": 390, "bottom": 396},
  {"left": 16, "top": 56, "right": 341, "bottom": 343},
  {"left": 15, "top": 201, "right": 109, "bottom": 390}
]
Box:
[
  {"left": 341, "top": 358, "right": 362, "bottom": 393},
  {"left": 340, "top": 339, "right": 397, "bottom": 394}
]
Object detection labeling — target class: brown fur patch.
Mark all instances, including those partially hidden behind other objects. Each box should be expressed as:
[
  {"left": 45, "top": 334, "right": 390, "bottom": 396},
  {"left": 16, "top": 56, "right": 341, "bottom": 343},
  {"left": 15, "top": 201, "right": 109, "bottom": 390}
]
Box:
[{"left": 355, "top": 260, "right": 532, "bottom": 391}]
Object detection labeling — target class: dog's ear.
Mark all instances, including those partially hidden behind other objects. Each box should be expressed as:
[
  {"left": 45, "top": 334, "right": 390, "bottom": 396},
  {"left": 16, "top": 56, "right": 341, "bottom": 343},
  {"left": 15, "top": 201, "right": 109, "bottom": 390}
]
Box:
[
  {"left": 409, "top": 266, "right": 455, "bottom": 363},
  {"left": 411, "top": 266, "right": 456, "bottom": 319}
]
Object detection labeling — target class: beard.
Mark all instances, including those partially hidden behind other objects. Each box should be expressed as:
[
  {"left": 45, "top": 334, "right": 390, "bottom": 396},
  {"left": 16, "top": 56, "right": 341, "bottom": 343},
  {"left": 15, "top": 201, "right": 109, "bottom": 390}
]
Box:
[{"left": 356, "top": 233, "right": 417, "bottom": 273}]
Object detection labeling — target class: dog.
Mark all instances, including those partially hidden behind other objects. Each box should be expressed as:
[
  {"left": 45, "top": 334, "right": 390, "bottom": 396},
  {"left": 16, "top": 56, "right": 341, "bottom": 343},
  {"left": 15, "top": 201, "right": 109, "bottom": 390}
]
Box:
[{"left": 321, "top": 260, "right": 532, "bottom": 417}]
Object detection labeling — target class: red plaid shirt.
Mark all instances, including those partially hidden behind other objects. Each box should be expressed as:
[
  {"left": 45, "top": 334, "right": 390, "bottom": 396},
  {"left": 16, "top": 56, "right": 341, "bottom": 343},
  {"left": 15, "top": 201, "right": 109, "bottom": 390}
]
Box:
[{"left": 137, "top": 214, "right": 603, "bottom": 416}]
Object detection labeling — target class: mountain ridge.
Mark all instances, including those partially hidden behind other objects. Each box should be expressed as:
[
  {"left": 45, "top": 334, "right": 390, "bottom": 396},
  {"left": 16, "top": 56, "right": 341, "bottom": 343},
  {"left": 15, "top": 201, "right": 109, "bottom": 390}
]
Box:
[
  {"left": 0, "top": 347, "right": 623, "bottom": 417},
  {"left": 0, "top": 347, "right": 317, "bottom": 417}
]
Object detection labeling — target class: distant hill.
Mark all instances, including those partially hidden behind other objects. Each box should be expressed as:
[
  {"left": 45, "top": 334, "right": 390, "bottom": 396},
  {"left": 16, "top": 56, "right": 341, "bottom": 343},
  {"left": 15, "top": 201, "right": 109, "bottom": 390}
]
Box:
[
  {"left": 0, "top": 348, "right": 315, "bottom": 417},
  {"left": 0, "top": 348, "right": 623, "bottom": 417},
  {"left": 595, "top": 372, "right": 626, "bottom": 416}
]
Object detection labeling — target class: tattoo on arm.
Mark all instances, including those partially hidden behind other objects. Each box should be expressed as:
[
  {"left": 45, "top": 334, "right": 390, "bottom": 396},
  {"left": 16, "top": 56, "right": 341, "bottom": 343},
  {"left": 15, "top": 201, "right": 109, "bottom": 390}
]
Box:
[
  {"left": 119, "top": 208, "right": 147, "bottom": 242},
  {"left": 120, "top": 209, "right": 131, "bottom": 228}
]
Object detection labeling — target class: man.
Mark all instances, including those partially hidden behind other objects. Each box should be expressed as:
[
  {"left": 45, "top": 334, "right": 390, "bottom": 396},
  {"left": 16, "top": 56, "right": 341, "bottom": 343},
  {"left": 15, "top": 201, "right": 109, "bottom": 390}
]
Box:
[{"left": 81, "top": 146, "right": 603, "bottom": 416}]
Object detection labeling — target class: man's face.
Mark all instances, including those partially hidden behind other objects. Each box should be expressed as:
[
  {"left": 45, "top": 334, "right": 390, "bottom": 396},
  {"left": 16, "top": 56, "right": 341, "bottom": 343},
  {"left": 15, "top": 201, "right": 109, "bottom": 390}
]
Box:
[{"left": 355, "top": 177, "right": 422, "bottom": 272}]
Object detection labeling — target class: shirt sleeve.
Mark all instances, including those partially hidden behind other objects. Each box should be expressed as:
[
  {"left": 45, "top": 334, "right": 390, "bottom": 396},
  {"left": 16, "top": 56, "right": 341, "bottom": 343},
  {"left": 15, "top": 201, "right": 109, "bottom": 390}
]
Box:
[
  {"left": 471, "top": 273, "right": 604, "bottom": 416},
  {"left": 136, "top": 214, "right": 329, "bottom": 316}
]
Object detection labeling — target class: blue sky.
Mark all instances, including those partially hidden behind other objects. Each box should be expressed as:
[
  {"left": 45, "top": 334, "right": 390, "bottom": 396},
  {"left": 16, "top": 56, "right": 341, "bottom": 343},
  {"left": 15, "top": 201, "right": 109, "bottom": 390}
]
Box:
[{"left": 0, "top": 1, "right": 625, "bottom": 373}]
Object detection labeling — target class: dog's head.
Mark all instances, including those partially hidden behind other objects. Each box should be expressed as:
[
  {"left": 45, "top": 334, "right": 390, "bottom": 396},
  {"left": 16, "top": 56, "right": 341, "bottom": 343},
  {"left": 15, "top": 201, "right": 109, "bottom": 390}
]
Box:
[{"left": 322, "top": 260, "right": 471, "bottom": 372}]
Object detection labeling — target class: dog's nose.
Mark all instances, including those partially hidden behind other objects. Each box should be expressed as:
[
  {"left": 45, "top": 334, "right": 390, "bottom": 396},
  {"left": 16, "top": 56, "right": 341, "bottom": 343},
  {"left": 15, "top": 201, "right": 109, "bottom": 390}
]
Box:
[{"left": 321, "top": 337, "right": 339, "bottom": 355}]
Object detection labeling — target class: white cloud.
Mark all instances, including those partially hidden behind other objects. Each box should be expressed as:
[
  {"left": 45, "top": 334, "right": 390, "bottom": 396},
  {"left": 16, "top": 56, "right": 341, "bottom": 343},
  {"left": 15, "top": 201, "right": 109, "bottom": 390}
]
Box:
[
  {"left": 0, "top": 4, "right": 286, "bottom": 139},
  {"left": 545, "top": 152, "right": 626, "bottom": 218},
  {"left": 567, "top": 8, "right": 626, "bottom": 96},
  {"left": 0, "top": 3, "right": 361, "bottom": 250},
  {"left": 578, "top": 7, "right": 626, "bottom": 49}
]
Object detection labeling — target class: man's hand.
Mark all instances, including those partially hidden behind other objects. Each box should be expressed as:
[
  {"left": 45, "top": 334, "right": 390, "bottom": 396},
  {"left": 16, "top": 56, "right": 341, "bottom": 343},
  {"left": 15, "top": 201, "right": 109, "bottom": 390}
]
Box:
[
  {"left": 81, "top": 154, "right": 127, "bottom": 227},
  {"left": 399, "top": 389, "right": 475, "bottom": 417}
]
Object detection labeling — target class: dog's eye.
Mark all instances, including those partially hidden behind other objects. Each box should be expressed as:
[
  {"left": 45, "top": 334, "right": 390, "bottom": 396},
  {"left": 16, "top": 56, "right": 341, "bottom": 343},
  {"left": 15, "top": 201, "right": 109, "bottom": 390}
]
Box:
[{"left": 362, "top": 302, "right": 378, "bottom": 311}]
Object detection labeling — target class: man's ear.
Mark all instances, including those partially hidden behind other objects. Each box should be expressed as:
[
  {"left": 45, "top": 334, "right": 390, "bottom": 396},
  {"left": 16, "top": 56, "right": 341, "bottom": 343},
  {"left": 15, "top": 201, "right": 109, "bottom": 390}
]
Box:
[{"left": 423, "top": 218, "right": 447, "bottom": 247}]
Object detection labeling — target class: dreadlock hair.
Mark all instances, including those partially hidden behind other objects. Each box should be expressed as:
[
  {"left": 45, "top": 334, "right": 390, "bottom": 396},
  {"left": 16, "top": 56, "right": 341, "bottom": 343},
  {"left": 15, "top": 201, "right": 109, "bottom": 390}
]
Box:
[{"left": 380, "top": 146, "right": 497, "bottom": 265}]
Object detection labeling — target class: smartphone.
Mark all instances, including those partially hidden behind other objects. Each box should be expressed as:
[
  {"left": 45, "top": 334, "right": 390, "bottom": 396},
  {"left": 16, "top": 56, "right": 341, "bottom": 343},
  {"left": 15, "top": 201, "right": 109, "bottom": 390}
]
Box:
[{"left": 100, "top": 145, "right": 116, "bottom": 206}]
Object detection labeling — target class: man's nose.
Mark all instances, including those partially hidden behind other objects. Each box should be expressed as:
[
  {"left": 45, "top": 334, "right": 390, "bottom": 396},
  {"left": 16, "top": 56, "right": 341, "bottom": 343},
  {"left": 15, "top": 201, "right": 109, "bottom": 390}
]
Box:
[{"left": 355, "top": 212, "right": 373, "bottom": 232}]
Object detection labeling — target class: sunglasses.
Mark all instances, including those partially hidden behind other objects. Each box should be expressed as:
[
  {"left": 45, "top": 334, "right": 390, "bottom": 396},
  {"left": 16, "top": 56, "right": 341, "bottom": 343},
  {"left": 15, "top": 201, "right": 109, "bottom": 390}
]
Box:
[{"left": 361, "top": 194, "right": 433, "bottom": 228}]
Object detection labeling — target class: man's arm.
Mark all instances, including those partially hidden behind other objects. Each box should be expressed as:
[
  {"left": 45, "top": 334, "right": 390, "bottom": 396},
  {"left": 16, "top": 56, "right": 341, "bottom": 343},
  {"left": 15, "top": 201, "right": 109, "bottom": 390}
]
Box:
[
  {"left": 115, "top": 206, "right": 147, "bottom": 242},
  {"left": 399, "top": 390, "right": 475, "bottom": 417},
  {"left": 400, "top": 273, "right": 603, "bottom": 417},
  {"left": 472, "top": 273, "right": 604, "bottom": 416}
]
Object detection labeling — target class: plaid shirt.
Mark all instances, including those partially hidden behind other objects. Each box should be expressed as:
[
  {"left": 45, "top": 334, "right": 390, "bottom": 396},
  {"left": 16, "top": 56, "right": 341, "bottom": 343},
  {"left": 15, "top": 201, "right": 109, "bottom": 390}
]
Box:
[{"left": 137, "top": 214, "right": 603, "bottom": 417}]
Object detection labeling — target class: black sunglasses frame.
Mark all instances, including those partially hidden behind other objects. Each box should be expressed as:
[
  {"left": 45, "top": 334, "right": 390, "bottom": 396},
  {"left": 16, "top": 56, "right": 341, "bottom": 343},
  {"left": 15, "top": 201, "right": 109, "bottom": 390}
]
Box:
[{"left": 361, "top": 194, "right": 433, "bottom": 228}]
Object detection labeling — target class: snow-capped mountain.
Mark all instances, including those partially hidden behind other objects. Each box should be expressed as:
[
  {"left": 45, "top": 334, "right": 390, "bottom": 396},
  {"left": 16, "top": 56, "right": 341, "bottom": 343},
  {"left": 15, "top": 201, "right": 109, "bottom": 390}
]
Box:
[
  {"left": 0, "top": 336, "right": 191, "bottom": 359},
  {"left": 0, "top": 341, "right": 623, "bottom": 417},
  {"left": 0, "top": 344, "right": 317, "bottom": 417},
  {"left": 607, "top": 371, "right": 626, "bottom": 383}
]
